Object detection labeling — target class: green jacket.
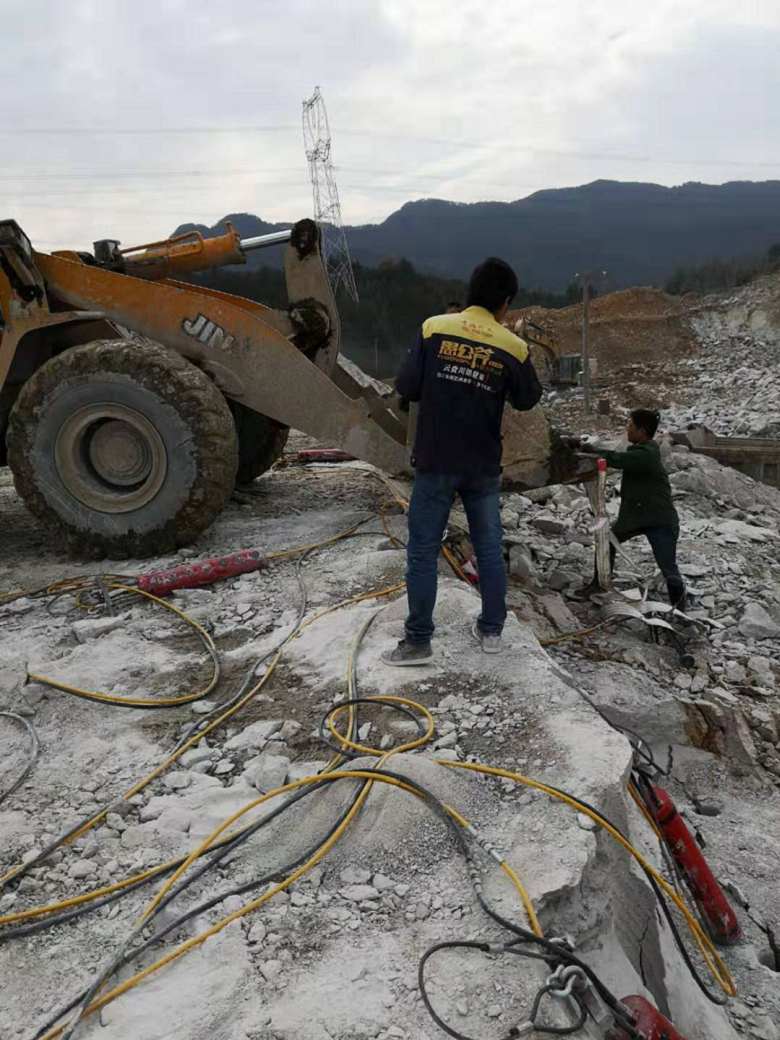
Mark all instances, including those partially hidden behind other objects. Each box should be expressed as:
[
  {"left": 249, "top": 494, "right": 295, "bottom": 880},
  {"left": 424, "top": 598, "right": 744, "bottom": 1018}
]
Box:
[{"left": 599, "top": 441, "right": 678, "bottom": 538}]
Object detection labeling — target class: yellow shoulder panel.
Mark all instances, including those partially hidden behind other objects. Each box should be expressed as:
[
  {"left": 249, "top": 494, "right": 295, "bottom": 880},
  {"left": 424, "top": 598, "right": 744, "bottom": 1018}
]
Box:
[
  {"left": 422, "top": 310, "right": 529, "bottom": 363},
  {"left": 421, "top": 312, "right": 462, "bottom": 339}
]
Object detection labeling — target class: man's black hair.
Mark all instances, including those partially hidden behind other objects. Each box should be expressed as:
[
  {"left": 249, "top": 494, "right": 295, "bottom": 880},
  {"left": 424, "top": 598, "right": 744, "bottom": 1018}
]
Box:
[
  {"left": 466, "top": 257, "right": 519, "bottom": 314},
  {"left": 631, "top": 408, "right": 660, "bottom": 438}
]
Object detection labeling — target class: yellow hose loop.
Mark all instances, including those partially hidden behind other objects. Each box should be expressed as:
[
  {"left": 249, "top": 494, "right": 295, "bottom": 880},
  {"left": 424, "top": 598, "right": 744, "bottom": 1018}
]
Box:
[
  {"left": 437, "top": 759, "right": 736, "bottom": 998},
  {"left": 27, "top": 584, "right": 219, "bottom": 709},
  {"left": 39, "top": 766, "right": 538, "bottom": 1039},
  {"left": 326, "top": 694, "right": 435, "bottom": 757}
]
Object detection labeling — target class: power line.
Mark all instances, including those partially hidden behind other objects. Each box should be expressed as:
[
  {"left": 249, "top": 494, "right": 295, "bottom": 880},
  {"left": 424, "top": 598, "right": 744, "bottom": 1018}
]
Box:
[
  {"left": 2, "top": 183, "right": 307, "bottom": 198},
  {"left": 0, "top": 168, "right": 304, "bottom": 181},
  {"left": 0, "top": 166, "right": 540, "bottom": 189},
  {"left": 0, "top": 124, "right": 297, "bottom": 136},
  {"left": 1, "top": 122, "right": 777, "bottom": 168},
  {"left": 9, "top": 203, "right": 219, "bottom": 215}
]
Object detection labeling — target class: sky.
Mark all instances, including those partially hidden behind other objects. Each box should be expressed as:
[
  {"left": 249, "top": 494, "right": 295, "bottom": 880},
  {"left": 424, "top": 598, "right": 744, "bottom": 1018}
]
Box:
[{"left": 2, "top": 0, "right": 779, "bottom": 253}]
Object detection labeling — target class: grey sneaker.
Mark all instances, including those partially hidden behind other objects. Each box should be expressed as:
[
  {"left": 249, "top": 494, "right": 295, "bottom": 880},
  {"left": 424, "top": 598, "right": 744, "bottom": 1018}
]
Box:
[
  {"left": 381, "top": 639, "right": 433, "bottom": 667},
  {"left": 471, "top": 621, "right": 502, "bottom": 655}
]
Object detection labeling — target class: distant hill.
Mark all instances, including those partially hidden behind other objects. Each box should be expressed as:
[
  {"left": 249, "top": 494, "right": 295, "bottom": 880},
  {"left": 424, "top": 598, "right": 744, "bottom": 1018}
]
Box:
[{"left": 174, "top": 179, "right": 780, "bottom": 292}]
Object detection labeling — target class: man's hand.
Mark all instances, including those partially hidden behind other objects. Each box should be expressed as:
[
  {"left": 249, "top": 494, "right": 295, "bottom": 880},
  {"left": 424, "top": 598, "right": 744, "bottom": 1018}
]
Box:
[
  {"left": 561, "top": 434, "right": 601, "bottom": 454},
  {"left": 560, "top": 434, "right": 583, "bottom": 449}
]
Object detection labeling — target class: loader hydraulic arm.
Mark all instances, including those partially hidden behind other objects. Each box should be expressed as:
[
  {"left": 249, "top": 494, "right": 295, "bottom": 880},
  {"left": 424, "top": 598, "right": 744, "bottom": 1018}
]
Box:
[{"left": 89, "top": 224, "right": 294, "bottom": 283}]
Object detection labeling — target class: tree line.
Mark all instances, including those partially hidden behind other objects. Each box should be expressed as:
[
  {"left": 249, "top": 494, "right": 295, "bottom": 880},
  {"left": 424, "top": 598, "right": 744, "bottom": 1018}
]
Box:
[
  {"left": 665, "top": 243, "right": 780, "bottom": 296},
  {"left": 188, "top": 258, "right": 576, "bottom": 378}
]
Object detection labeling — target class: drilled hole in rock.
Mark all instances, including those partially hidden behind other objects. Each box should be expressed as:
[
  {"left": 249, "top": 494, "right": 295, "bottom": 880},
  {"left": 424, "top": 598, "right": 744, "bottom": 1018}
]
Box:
[{"left": 759, "top": 948, "right": 780, "bottom": 973}]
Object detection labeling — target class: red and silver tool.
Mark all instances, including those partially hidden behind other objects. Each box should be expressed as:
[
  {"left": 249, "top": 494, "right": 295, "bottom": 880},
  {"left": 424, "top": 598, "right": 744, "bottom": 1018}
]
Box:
[
  {"left": 607, "top": 995, "right": 688, "bottom": 1040},
  {"left": 137, "top": 549, "right": 268, "bottom": 597},
  {"left": 647, "top": 785, "right": 741, "bottom": 944}
]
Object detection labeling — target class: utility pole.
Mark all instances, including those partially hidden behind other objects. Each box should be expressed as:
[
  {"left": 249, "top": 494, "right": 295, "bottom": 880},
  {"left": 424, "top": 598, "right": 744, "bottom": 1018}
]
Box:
[{"left": 575, "top": 270, "right": 607, "bottom": 414}]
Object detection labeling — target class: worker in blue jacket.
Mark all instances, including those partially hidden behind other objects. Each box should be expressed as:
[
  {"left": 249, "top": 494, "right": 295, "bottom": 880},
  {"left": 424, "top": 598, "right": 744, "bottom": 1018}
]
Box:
[{"left": 383, "top": 258, "right": 542, "bottom": 665}]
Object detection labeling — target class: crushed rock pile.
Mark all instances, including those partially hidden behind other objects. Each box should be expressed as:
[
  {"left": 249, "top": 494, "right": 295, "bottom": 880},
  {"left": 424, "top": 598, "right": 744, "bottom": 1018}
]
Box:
[
  {"left": 529, "top": 271, "right": 780, "bottom": 443},
  {"left": 667, "top": 276, "right": 780, "bottom": 437}
]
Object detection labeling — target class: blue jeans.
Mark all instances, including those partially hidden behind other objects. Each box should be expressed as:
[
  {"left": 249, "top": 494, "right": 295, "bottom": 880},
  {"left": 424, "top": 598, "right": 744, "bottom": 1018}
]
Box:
[{"left": 405, "top": 471, "right": 506, "bottom": 644}]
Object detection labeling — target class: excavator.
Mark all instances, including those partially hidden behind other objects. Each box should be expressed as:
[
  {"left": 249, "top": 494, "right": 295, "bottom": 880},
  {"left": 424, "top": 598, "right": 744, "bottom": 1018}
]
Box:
[{"left": 0, "top": 216, "right": 574, "bottom": 557}]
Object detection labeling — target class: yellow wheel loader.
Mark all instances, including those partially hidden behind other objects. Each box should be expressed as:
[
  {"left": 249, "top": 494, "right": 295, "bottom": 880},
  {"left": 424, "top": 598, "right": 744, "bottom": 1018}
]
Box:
[{"left": 0, "top": 217, "right": 573, "bottom": 557}]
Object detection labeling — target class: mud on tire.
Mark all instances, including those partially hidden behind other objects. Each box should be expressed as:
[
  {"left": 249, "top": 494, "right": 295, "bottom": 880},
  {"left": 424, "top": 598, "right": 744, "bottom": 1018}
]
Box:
[{"left": 6, "top": 339, "right": 238, "bottom": 558}]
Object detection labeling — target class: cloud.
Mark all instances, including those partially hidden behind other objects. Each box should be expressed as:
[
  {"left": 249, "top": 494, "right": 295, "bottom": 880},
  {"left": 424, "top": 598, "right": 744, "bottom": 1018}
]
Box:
[{"left": 1, "top": 0, "right": 778, "bottom": 252}]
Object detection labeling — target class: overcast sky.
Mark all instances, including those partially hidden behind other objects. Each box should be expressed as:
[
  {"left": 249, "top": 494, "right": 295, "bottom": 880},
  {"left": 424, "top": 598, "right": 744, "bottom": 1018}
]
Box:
[{"left": 3, "top": 0, "right": 779, "bottom": 253}]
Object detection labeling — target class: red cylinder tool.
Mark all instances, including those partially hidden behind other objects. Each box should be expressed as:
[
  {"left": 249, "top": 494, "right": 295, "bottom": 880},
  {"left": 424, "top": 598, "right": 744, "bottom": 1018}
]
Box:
[
  {"left": 648, "top": 785, "right": 741, "bottom": 944},
  {"left": 137, "top": 549, "right": 268, "bottom": 596},
  {"left": 607, "top": 995, "right": 688, "bottom": 1040},
  {"left": 461, "top": 555, "right": 480, "bottom": 586},
  {"left": 293, "top": 449, "right": 355, "bottom": 463}
]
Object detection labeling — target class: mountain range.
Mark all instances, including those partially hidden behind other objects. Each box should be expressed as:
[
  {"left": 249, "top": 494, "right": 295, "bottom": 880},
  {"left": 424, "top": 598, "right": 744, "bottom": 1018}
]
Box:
[{"left": 175, "top": 179, "right": 780, "bottom": 292}]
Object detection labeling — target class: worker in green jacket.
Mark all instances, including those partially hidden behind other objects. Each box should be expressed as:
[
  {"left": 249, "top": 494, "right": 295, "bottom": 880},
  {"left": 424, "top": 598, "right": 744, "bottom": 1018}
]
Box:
[{"left": 575, "top": 408, "right": 686, "bottom": 608}]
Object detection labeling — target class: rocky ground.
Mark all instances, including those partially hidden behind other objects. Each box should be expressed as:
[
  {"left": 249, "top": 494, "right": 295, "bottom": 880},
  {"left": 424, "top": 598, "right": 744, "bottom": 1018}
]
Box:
[
  {"left": 1, "top": 423, "right": 779, "bottom": 1039},
  {"left": 1, "top": 274, "right": 779, "bottom": 1040}
]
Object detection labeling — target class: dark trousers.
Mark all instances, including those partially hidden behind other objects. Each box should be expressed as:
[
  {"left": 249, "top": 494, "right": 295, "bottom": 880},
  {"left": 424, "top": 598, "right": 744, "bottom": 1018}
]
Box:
[
  {"left": 607, "top": 526, "right": 685, "bottom": 606},
  {"left": 405, "top": 471, "right": 506, "bottom": 644}
]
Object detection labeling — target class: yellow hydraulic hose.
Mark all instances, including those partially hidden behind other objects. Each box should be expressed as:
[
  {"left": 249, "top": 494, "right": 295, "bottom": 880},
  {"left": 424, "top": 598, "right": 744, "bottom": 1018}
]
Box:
[
  {"left": 266, "top": 516, "right": 374, "bottom": 561},
  {"left": 327, "top": 694, "right": 435, "bottom": 757}
]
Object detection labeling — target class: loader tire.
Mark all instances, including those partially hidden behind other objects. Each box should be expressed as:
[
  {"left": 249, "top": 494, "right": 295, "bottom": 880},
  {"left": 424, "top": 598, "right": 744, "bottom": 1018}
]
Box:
[
  {"left": 6, "top": 339, "right": 238, "bottom": 558},
  {"left": 229, "top": 401, "right": 289, "bottom": 485}
]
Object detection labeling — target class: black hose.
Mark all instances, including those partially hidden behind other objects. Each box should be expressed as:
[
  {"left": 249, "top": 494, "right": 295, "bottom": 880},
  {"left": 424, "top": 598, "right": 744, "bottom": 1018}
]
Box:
[
  {"left": 418, "top": 941, "right": 586, "bottom": 1040},
  {"left": 0, "top": 712, "right": 40, "bottom": 807},
  {"left": 4, "top": 771, "right": 350, "bottom": 944}
]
